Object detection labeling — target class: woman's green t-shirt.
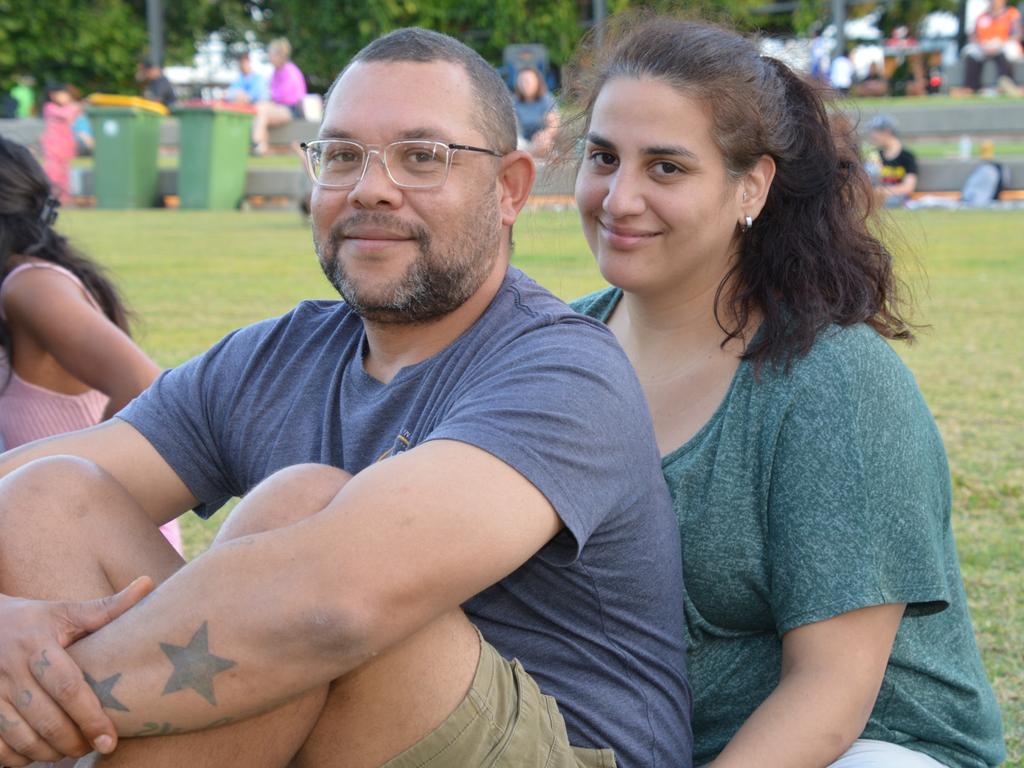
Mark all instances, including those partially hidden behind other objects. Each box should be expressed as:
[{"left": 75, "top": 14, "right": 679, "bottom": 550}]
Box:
[{"left": 573, "top": 288, "right": 1004, "bottom": 768}]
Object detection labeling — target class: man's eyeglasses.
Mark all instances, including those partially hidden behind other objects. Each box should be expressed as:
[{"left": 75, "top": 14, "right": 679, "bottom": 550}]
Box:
[{"left": 300, "top": 139, "right": 504, "bottom": 190}]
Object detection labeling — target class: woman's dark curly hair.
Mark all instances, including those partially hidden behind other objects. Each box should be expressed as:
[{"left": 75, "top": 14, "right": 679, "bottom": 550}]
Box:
[
  {"left": 561, "top": 14, "right": 914, "bottom": 366},
  {"left": 0, "top": 136, "right": 133, "bottom": 386}
]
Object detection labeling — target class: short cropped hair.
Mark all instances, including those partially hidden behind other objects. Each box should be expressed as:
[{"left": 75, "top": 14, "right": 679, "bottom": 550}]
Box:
[
  {"left": 329, "top": 28, "right": 517, "bottom": 154},
  {"left": 269, "top": 38, "right": 291, "bottom": 60}
]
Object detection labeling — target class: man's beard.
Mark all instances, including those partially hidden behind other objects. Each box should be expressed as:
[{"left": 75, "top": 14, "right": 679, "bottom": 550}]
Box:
[{"left": 314, "top": 200, "right": 501, "bottom": 325}]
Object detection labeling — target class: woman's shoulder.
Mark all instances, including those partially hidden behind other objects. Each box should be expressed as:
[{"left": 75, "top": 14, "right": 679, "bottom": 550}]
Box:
[
  {"left": 1, "top": 259, "right": 96, "bottom": 315},
  {"left": 778, "top": 323, "right": 927, "bottom": 420},
  {"left": 792, "top": 323, "right": 911, "bottom": 381},
  {"left": 3, "top": 259, "right": 86, "bottom": 290}
]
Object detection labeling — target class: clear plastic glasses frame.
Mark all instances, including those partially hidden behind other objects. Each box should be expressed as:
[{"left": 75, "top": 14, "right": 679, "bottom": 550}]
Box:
[{"left": 300, "top": 139, "right": 504, "bottom": 190}]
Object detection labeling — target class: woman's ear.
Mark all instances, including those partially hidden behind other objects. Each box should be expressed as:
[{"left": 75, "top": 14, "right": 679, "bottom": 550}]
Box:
[{"left": 739, "top": 154, "right": 776, "bottom": 224}]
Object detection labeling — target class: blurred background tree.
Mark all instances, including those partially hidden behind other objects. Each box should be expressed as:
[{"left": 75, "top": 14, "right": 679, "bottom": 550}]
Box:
[
  {"left": 0, "top": 0, "right": 221, "bottom": 96},
  {"left": 0, "top": 0, "right": 966, "bottom": 101}
]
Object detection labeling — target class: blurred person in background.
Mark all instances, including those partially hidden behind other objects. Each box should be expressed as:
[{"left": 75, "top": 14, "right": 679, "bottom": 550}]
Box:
[
  {"left": 67, "top": 84, "right": 94, "bottom": 156},
  {"left": 853, "top": 61, "right": 889, "bottom": 97},
  {"left": 960, "top": 0, "right": 1022, "bottom": 94},
  {"left": 137, "top": 58, "right": 177, "bottom": 107},
  {"left": 829, "top": 46, "right": 854, "bottom": 96},
  {"left": 0, "top": 136, "right": 180, "bottom": 552},
  {"left": 868, "top": 114, "right": 919, "bottom": 207},
  {"left": 251, "top": 38, "right": 307, "bottom": 155},
  {"left": 513, "top": 66, "right": 560, "bottom": 157},
  {"left": 39, "top": 83, "right": 79, "bottom": 202},
  {"left": 10, "top": 75, "right": 36, "bottom": 117},
  {"left": 226, "top": 50, "right": 268, "bottom": 105}
]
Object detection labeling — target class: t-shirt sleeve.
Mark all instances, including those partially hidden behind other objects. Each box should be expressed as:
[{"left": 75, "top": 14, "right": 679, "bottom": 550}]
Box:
[
  {"left": 767, "top": 338, "right": 952, "bottom": 635},
  {"left": 424, "top": 317, "right": 658, "bottom": 565},
  {"left": 569, "top": 286, "right": 618, "bottom": 321},
  {"left": 117, "top": 323, "right": 273, "bottom": 516},
  {"left": 903, "top": 150, "right": 919, "bottom": 177}
]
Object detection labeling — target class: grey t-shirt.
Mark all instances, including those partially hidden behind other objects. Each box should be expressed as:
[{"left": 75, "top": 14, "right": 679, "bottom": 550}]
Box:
[
  {"left": 574, "top": 287, "right": 1004, "bottom": 768},
  {"left": 121, "top": 268, "right": 692, "bottom": 767}
]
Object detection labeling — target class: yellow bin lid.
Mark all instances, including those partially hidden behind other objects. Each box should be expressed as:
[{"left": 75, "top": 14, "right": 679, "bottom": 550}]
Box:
[{"left": 87, "top": 94, "right": 170, "bottom": 116}]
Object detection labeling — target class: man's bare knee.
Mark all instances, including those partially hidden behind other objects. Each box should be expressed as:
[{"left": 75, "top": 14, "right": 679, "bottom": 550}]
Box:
[
  {"left": 0, "top": 455, "right": 123, "bottom": 521},
  {"left": 214, "top": 464, "right": 352, "bottom": 545},
  {"left": 0, "top": 455, "right": 180, "bottom": 598},
  {"left": 0, "top": 455, "right": 144, "bottom": 550}
]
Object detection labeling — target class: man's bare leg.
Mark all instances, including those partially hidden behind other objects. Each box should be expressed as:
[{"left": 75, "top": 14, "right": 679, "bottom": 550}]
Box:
[
  {"left": 209, "top": 466, "right": 482, "bottom": 768},
  {"left": 0, "top": 458, "right": 330, "bottom": 768},
  {"left": 293, "top": 611, "right": 479, "bottom": 768},
  {"left": 209, "top": 467, "right": 481, "bottom": 768},
  {"left": 2, "top": 460, "right": 483, "bottom": 768}
]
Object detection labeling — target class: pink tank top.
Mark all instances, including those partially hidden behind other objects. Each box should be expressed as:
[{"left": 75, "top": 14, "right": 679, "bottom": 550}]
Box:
[
  {"left": 0, "top": 262, "right": 109, "bottom": 450},
  {"left": 0, "top": 262, "right": 184, "bottom": 555}
]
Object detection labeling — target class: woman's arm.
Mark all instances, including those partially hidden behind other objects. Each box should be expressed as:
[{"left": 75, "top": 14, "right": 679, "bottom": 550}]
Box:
[
  {"left": 709, "top": 603, "right": 905, "bottom": 768},
  {"left": 2, "top": 267, "right": 161, "bottom": 415}
]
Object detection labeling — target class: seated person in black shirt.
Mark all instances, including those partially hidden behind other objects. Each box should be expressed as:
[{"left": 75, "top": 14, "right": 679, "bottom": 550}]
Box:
[
  {"left": 869, "top": 114, "right": 918, "bottom": 208},
  {"left": 137, "top": 59, "right": 176, "bottom": 107}
]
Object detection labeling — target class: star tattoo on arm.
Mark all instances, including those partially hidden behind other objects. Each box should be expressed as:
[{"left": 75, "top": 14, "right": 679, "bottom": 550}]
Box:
[
  {"left": 160, "top": 622, "right": 236, "bottom": 706},
  {"left": 85, "top": 672, "right": 130, "bottom": 712}
]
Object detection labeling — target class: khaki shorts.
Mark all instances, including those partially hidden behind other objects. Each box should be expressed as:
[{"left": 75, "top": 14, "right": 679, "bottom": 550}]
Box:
[{"left": 382, "top": 632, "right": 617, "bottom": 768}]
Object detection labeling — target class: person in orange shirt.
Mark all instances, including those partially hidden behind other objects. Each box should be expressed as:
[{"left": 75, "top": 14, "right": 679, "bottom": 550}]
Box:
[{"left": 961, "top": 0, "right": 1023, "bottom": 93}]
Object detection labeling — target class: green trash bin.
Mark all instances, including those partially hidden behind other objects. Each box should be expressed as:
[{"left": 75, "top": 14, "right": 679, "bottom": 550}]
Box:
[
  {"left": 174, "top": 102, "right": 254, "bottom": 210},
  {"left": 86, "top": 95, "right": 167, "bottom": 209}
]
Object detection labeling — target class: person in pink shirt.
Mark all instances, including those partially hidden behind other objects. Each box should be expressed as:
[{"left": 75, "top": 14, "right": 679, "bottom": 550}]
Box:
[
  {"left": 252, "top": 38, "right": 307, "bottom": 155},
  {"left": 40, "top": 84, "right": 79, "bottom": 202},
  {"left": 0, "top": 136, "right": 182, "bottom": 553}
]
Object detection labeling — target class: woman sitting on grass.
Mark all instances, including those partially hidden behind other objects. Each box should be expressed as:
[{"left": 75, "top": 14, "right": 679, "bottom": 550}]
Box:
[
  {"left": 566, "top": 15, "right": 1005, "bottom": 768},
  {"left": 0, "top": 136, "right": 180, "bottom": 552}
]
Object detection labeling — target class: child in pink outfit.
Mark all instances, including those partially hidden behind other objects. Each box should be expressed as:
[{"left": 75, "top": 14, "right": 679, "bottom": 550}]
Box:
[{"left": 40, "top": 85, "right": 79, "bottom": 202}]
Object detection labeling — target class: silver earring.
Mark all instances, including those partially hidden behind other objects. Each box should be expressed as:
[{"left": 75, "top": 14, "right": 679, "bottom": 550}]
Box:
[{"left": 742, "top": 215, "right": 753, "bottom": 233}]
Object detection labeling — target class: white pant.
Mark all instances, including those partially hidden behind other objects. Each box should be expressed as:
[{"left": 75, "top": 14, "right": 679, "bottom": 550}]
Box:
[
  {"left": 963, "top": 40, "right": 1024, "bottom": 62},
  {"left": 828, "top": 739, "right": 948, "bottom": 767}
]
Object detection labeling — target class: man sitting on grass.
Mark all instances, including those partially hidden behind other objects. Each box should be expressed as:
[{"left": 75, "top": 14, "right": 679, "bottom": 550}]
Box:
[{"left": 0, "top": 28, "right": 691, "bottom": 768}]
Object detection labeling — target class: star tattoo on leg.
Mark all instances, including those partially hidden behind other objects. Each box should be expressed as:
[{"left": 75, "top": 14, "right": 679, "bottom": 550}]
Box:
[
  {"left": 85, "top": 672, "right": 130, "bottom": 712},
  {"left": 160, "top": 622, "right": 236, "bottom": 706}
]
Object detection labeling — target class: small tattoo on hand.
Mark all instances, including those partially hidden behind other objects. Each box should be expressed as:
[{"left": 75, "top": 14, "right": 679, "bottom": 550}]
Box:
[
  {"left": 0, "top": 712, "right": 21, "bottom": 733},
  {"left": 31, "top": 649, "right": 52, "bottom": 680},
  {"left": 18, "top": 690, "right": 31, "bottom": 707}
]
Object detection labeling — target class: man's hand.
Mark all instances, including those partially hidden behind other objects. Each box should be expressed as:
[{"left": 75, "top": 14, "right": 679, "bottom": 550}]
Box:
[{"left": 0, "top": 578, "right": 153, "bottom": 766}]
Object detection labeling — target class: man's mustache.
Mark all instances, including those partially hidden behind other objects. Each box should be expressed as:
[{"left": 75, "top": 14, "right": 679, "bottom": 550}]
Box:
[{"left": 329, "top": 213, "right": 429, "bottom": 245}]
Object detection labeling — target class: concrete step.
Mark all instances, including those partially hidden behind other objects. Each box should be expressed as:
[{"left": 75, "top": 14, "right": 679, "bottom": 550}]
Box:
[
  {"left": 66, "top": 156, "right": 1024, "bottom": 203},
  {"left": 844, "top": 100, "right": 1024, "bottom": 140}
]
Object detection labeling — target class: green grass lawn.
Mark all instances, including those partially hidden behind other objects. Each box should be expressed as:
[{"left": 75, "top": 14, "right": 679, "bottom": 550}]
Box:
[
  {"left": 58, "top": 207, "right": 1023, "bottom": 762},
  {"left": 910, "top": 140, "right": 1024, "bottom": 159},
  {"left": 839, "top": 93, "right": 1024, "bottom": 110}
]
